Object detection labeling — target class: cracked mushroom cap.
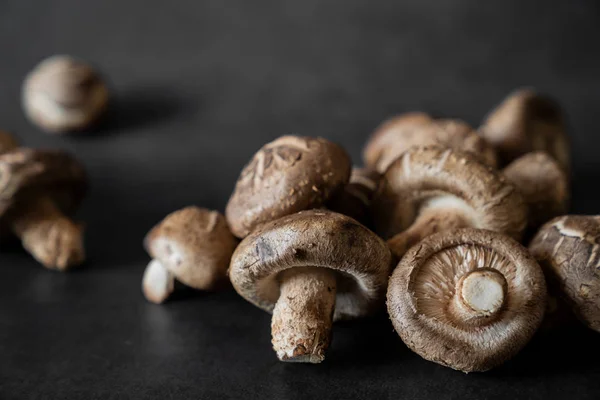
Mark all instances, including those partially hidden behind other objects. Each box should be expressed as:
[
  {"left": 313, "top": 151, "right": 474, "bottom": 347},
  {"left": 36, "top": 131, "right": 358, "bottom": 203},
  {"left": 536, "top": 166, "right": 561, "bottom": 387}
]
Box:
[
  {"left": 327, "top": 167, "right": 380, "bottom": 227},
  {"left": 226, "top": 135, "right": 351, "bottom": 238},
  {"left": 363, "top": 114, "right": 497, "bottom": 173},
  {"left": 529, "top": 215, "right": 600, "bottom": 332},
  {"left": 503, "top": 152, "right": 569, "bottom": 231},
  {"left": 22, "top": 55, "right": 109, "bottom": 133},
  {"left": 0, "top": 130, "right": 18, "bottom": 154},
  {"left": 229, "top": 210, "right": 393, "bottom": 320},
  {"left": 143, "top": 207, "right": 238, "bottom": 302},
  {"left": 387, "top": 228, "right": 547, "bottom": 373},
  {"left": 372, "top": 147, "right": 527, "bottom": 256},
  {"left": 480, "top": 88, "right": 569, "bottom": 171}
]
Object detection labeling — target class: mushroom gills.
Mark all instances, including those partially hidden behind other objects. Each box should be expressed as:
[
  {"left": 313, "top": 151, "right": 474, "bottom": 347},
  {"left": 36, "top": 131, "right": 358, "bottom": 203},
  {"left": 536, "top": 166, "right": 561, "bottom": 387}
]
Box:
[{"left": 271, "top": 266, "right": 337, "bottom": 363}]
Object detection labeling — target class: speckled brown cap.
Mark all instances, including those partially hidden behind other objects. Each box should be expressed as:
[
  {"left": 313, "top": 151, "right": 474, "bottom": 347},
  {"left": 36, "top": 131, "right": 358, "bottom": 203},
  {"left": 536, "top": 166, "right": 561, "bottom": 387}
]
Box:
[
  {"left": 387, "top": 228, "right": 547, "bottom": 373},
  {"left": 226, "top": 135, "right": 351, "bottom": 238},
  {"left": 327, "top": 167, "right": 380, "bottom": 227},
  {"left": 529, "top": 215, "right": 600, "bottom": 332},
  {"left": 480, "top": 88, "right": 569, "bottom": 170}
]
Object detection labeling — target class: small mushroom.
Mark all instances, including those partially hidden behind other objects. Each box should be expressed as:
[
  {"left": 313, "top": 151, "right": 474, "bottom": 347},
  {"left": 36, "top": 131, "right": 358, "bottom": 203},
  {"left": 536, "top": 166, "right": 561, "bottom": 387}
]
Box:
[
  {"left": 229, "top": 210, "right": 393, "bottom": 363},
  {"left": 480, "top": 88, "right": 569, "bottom": 171},
  {"left": 22, "top": 55, "right": 109, "bottom": 133},
  {"left": 143, "top": 206, "right": 238, "bottom": 304},
  {"left": 0, "top": 148, "right": 87, "bottom": 270},
  {"left": 502, "top": 152, "right": 569, "bottom": 232},
  {"left": 0, "top": 130, "right": 18, "bottom": 154},
  {"left": 387, "top": 228, "right": 547, "bottom": 373},
  {"left": 529, "top": 215, "right": 600, "bottom": 332},
  {"left": 327, "top": 167, "right": 380, "bottom": 227},
  {"left": 363, "top": 114, "right": 497, "bottom": 173},
  {"left": 372, "top": 146, "right": 527, "bottom": 259},
  {"left": 226, "top": 135, "right": 351, "bottom": 238}
]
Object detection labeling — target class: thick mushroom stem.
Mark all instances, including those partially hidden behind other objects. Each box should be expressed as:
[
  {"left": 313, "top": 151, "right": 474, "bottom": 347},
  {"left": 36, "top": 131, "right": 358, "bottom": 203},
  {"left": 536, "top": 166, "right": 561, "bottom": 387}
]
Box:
[
  {"left": 450, "top": 268, "right": 507, "bottom": 326},
  {"left": 271, "top": 267, "right": 337, "bottom": 363},
  {"left": 10, "top": 195, "right": 84, "bottom": 271},
  {"left": 142, "top": 259, "right": 175, "bottom": 304}
]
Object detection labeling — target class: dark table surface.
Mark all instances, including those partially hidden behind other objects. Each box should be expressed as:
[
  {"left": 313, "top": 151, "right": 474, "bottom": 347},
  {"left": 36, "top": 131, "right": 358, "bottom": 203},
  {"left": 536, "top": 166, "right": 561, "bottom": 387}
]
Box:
[{"left": 2, "top": 0, "right": 600, "bottom": 398}]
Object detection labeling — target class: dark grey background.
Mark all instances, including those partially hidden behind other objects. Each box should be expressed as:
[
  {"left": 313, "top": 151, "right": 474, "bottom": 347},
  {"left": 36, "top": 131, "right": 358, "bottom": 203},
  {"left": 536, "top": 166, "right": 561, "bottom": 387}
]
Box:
[{"left": 1, "top": 0, "right": 600, "bottom": 398}]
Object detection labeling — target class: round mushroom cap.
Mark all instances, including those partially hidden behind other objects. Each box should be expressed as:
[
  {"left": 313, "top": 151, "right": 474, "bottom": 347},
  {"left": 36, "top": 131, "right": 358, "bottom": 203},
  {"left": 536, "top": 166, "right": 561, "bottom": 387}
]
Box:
[
  {"left": 22, "top": 55, "right": 109, "bottom": 133},
  {"left": 226, "top": 135, "right": 351, "bottom": 238},
  {"left": 529, "top": 215, "right": 600, "bottom": 332},
  {"left": 327, "top": 167, "right": 380, "bottom": 227},
  {"left": 373, "top": 146, "right": 527, "bottom": 241},
  {"left": 387, "top": 228, "right": 547, "bottom": 373},
  {"left": 0, "top": 130, "right": 18, "bottom": 155},
  {"left": 229, "top": 210, "right": 393, "bottom": 320},
  {"left": 503, "top": 152, "right": 569, "bottom": 230},
  {"left": 480, "top": 88, "right": 569, "bottom": 170},
  {"left": 144, "top": 206, "right": 238, "bottom": 290}
]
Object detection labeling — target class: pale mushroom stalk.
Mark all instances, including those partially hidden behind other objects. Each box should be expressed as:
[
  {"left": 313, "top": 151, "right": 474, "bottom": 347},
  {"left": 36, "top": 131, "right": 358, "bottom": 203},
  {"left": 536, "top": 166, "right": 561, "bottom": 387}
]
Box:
[
  {"left": 142, "top": 259, "right": 175, "bottom": 304},
  {"left": 10, "top": 195, "right": 84, "bottom": 271},
  {"left": 271, "top": 267, "right": 337, "bottom": 363},
  {"left": 449, "top": 269, "right": 507, "bottom": 326}
]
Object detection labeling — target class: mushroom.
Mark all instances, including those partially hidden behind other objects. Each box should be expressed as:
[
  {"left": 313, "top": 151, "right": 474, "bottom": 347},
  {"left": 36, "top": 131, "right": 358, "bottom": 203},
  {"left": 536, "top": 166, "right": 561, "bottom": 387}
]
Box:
[
  {"left": 143, "top": 206, "right": 238, "bottom": 304},
  {"left": 479, "top": 88, "right": 569, "bottom": 171},
  {"left": 387, "top": 228, "right": 547, "bottom": 373},
  {"left": 0, "top": 130, "right": 18, "bottom": 154},
  {"left": 226, "top": 135, "right": 351, "bottom": 238},
  {"left": 229, "top": 210, "right": 393, "bottom": 363},
  {"left": 0, "top": 148, "right": 87, "bottom": 270},
  {"left": 502, "top": 152, "right": 569, "bottom": 232},
  {"left": 529, "top": 215, "right": 600, "bottom": 332},
  {"left": 327, "top": 167, "right": 380, "bottom": 227},
  {"left": 372, "top": 146, "right": 527, "bottom": 259},
  {"left": 363, "top": 114, "right": 497, "bottom": 173},
  {"left": 22, "top": 55, "right": 109, "bottom": 133}
]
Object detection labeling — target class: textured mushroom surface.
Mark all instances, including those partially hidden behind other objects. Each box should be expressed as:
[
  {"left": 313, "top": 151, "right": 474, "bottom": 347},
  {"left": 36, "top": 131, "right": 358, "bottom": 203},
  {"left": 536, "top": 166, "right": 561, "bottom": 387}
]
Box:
[
  {"left": 327, "top": 167, "right": 380, "bottom": 227},
  {"left": 229, "top": 210, "right": 393, "bottom": 362},
  {"left": 480, "top": 88, "right": 569, "bottom": 170},
  {"left": 143, "top": 206, "right": 238, "bottom": 303},
  {"left": 22, "top": 55, "right": 108, "bottom": 133},
  {"left": 503, "top": 152, "right": 569, "bottom": 231},
  {"left": 387, "top": 229, "right": 547, "bottom": 373},
  {"left": 373, "top": 146, "right": 527, "bottom": 258},
  {"left": 529, "top": 215, "right": 600, "bottom": 332},
  {"left": 226, "top": 135, "right": 351, "bottom": 238}
]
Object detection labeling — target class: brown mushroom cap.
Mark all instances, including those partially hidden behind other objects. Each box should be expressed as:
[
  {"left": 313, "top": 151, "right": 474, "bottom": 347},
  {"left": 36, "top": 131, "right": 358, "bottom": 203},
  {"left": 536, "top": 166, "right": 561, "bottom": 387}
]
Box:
[
  {"left": 373, "top": 147, "right": 527, "bottom": 257},
  {"left": 387, "top": 228, "right": 547, "bottom": 373},
  {"left": 0, "top": 130, "right": 18, "bottom": 155},
  {"left": 363, "top": 115, "right": 497, "bottom": 173},
  {"left": 529, "top": 215, "right": 600, "bottom": 332},
  {"left": 229, "top": 209, "right": 393, "bottom": 320},
  {"left": 503, "top": 152, "right": 569, "bottom": 231},
  {"left": 22, "top": 55, "right": 109, "bottom": 133},
  {"left": 144, "top": 206, "right": 238, "bottom": 292},
  {"left": 480, "top": 88, "right": 569, "bottom": 170},
  {"left": 327, "top": 167, "right": 380, "bottom": 227},
  {"left": 226, "top": 135, "right": 351, "bottom": 238}
]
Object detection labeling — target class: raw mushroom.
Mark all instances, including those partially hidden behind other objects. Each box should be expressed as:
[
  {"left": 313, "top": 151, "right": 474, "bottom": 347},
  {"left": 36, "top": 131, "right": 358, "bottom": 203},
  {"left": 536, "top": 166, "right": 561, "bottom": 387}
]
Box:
[
  {"left": 502, "top": 152, "right": 569, "bottom": 232},
  {"left": 387, "top": 228, "right": 547, "bottom": 373},
  {"left": 327, "top": 167, "right": 380, "bottom": 227},
  {"left": 0, "top": 148, "right": 87, "bottom": 270},
  {"left": 529, "top": 215, "right": 600, "bottom": 332},
  {"left": 229, "top": 210, "right": 393, "bottom": 363},
  {"left": 363, "top": 114, "right": 497, "bottom": 173},
  {"left": 0, "top": 130, "right": 18, "bottom": 154},
  {"left": 480, "top": 88, "right": 569, "bottom": 171},
  {"left": 372, "top": 146, "right": 527, "bottom": 259},
  {"left": 143, "top": 206, "right": 237, "bottom": 304},
  {"left": 22, "top": 55, "right": 109, "bottom": 133},
  {"left": 226, "top": 135, "right": 351, "bottom": 238}
]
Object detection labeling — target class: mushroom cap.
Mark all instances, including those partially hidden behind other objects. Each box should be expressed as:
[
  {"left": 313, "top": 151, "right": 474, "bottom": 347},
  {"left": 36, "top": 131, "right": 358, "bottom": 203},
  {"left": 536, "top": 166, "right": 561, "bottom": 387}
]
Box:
[
  {"left": 480, "top": 88, "right": 569, "bottom": 170},
  {"left": 144, "top": 206, "right": 238, "bottom": 291},
  {"left": 226, "top": 135, "right": 351, "bottom": 238},
  {"left": 503, "top": 152, "right": 569, "bottom": 230},
  {"left": 327, "top": 167, "right": 380, "bottom": 227},
  {"left": 22, "top": 55, "right": 109, "bottom": 133},
  {"left": 229, "top": 210, "right": 393, "bottom": 320},
  {"left": 363, "top": 115, "right": 497, "bottom": 173},
  {"left": 387, "top": 228, "right": 547, "bottom": 373},
  {"left": 0, "top": 130, "right": 18, "bottom": 155},
  {"left": 0, "top": 148, "right": 87, "bottom": 222},
  {"left": 529, "top": 215, "right": 600, "bottom": 332},
  {"left": 372, "top": 146, "right": 527, "bottom": 241}
]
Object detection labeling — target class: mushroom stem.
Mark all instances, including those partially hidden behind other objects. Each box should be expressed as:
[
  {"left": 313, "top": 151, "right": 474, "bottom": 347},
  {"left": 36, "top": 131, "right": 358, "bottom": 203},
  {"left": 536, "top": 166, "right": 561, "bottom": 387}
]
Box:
[
  {"left": 450, "top": 268, "right": 507, "bottom": 326},
  {"left": 142, "top": 259, "right": 175, "bottom": 304},
  {"left": 271, "top": 267, "right": 337, "bottom": 363},
  {"left": 10, "top": 195, "right": 84, "bottom": 271}
]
